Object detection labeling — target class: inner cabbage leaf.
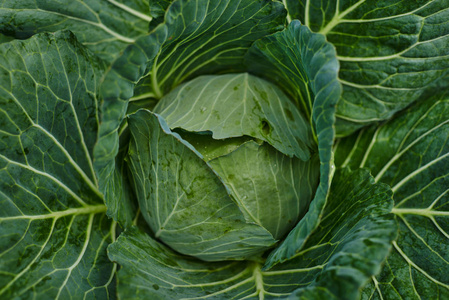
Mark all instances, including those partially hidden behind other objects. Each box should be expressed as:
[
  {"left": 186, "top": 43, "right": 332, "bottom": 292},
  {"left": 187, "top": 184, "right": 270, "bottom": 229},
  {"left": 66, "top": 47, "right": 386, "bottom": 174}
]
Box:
[{"left": 154, "top": 73, "right": 315, "bottom": 161}]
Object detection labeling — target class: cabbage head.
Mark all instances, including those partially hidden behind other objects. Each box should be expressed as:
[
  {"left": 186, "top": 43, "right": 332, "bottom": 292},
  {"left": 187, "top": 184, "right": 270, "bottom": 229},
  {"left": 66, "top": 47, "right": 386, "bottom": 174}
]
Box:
[{"left": 127, "top": 73, "right": 320, "bottom": 261}]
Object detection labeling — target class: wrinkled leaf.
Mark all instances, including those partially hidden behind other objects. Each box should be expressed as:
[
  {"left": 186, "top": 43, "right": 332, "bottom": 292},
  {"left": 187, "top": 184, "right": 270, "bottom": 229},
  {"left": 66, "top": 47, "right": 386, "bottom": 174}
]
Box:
[
  {"left": 335, "top": 86, "right": 449, "bottom": 298},
  {"left": 0, "top": 31, "right": 116, "bottom": 299},
  {"left": 135, "top": 0, "right": 286, "bottom": 99},
  {"left": 94, "top": 24, "right": 167, "bottom": 228},
  {"left": 148, "top": 0, "right": 173, "bottom": 30},
  {"left": 285, "top": 0, "right": 449, "bottom": 136},
  {"left": 0, "top": 0, "right": 155, "bottom": 62}
]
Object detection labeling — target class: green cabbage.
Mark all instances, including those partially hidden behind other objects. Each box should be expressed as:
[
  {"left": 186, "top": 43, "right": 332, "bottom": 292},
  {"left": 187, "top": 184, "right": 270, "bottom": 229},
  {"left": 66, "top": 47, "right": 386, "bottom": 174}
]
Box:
[{"left": 1, "top": 0, "right": 448, "bottom": 299}]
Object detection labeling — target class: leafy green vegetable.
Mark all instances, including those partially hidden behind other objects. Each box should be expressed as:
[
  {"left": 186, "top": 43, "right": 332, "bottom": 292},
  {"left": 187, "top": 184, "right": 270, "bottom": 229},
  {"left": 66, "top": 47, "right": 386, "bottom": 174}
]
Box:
[
  {"left": 0, "top": 0, "right": 154, "bottom": 62},
  {"left": 127, "top": 110, "right": 277, "bottom": 261},
  {"left": 285, "top": 0, "right": 449, "bottom": 136},
  {"left": 335, "top": 85, "right": 449, "bottom": 299},
  {"left": 127, "top": 72, "right": 320, "bottom": 260},
  {"left": 0, "top": 0, "right": 448, "bottom": 299},
  {"left": 133, "top": 0, "right": 286, "bottom": 102},
  {"left": 0, "top": 31, "right": 115, "bottom": 299}
]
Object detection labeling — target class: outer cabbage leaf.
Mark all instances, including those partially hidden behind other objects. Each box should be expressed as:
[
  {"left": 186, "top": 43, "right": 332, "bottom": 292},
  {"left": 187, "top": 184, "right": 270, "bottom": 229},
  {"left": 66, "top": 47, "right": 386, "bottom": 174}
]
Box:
[
  {"left": 246, "top": 20, "right": 341, "bottom": 268},
  {"left": 285, "top": 0, "right": 449, "bottom": 136},
  {"left": 134, "top": 0, "right": 286, "bottom": 100},
  {"left": 0, "top": 0, "right": 155, "bottom": 62},
  {"left": 108, "top": 168, "right": 396, "bottom": 299},
  {"left": 102, "top": 118, "right": 138, "bottom": 229},
  {"left": 335, "top": 86, "right": 449, "bottom": 298},
  {"left": 94, "top": 24, "right": 167, "bottom": 228},
  {"left": 0, "top": 31, "right": 116, "bottom": 299},
  {"left": 93, "top": 0, "right": 286, "bottom": 227}
]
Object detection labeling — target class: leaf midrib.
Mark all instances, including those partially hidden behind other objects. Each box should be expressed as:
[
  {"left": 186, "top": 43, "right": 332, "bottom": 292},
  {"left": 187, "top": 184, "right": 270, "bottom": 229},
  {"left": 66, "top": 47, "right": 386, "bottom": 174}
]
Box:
[
  {"left": 106, "top": 0, "right": 153, "bottom": 22},
  {"left": 0, "top": 204, "right": 107, "bottom": 221}
]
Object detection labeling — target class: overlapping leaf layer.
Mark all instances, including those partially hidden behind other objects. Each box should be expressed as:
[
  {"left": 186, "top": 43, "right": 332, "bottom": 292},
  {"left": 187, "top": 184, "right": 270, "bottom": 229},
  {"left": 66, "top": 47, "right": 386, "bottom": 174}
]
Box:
[
  {"left": 286, "top": 0, "right": 449, "bottom": 136},
  {"left": 335, "top": 85, "right": 449, "bottom": 298},
  {"left": 0, "top": 0, "right": 447, "bottom": 299}
]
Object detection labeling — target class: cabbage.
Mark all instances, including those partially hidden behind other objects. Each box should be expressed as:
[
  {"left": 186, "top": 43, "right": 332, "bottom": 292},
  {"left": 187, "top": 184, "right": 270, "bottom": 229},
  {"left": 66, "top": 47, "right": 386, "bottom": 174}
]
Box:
[{"left": 1, "top": 0, "right": 448, "bottom": 299}]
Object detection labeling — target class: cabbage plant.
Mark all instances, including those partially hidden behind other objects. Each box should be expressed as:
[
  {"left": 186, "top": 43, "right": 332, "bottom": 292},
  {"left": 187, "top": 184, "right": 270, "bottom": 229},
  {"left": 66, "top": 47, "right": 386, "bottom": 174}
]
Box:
[{"left": 0, "top": 0, "right": 448, "bottom": 299}]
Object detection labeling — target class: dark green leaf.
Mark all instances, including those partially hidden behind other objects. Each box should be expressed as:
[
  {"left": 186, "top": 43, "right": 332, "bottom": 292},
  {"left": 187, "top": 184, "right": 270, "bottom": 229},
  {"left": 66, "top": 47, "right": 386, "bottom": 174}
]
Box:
[
  {"left": 335, "top": 86, "right": 449, "bottom": 298},
  {"left": 277, "top": 168, "right": 396, "bottom": 299},
  {"left": 135, "top": 0, "right": 286, "bottom": 99},
  {"left": 94, "top": 24, "right": 167, "bottom": 228},
  {"left": 0, "top": 0, "right": 154, "bottom": 62},
  {"left": 0, "top": 31, "right": 115, "bottom": 299},
  {"left": 0, "top": 33, "right": 14, "bottom": 44},
  {"left": 148, "top": 0, "right": 173, "bottom": 31},
  {"left": 285, "top": 0, "right": 449, "bottom": 136}
]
